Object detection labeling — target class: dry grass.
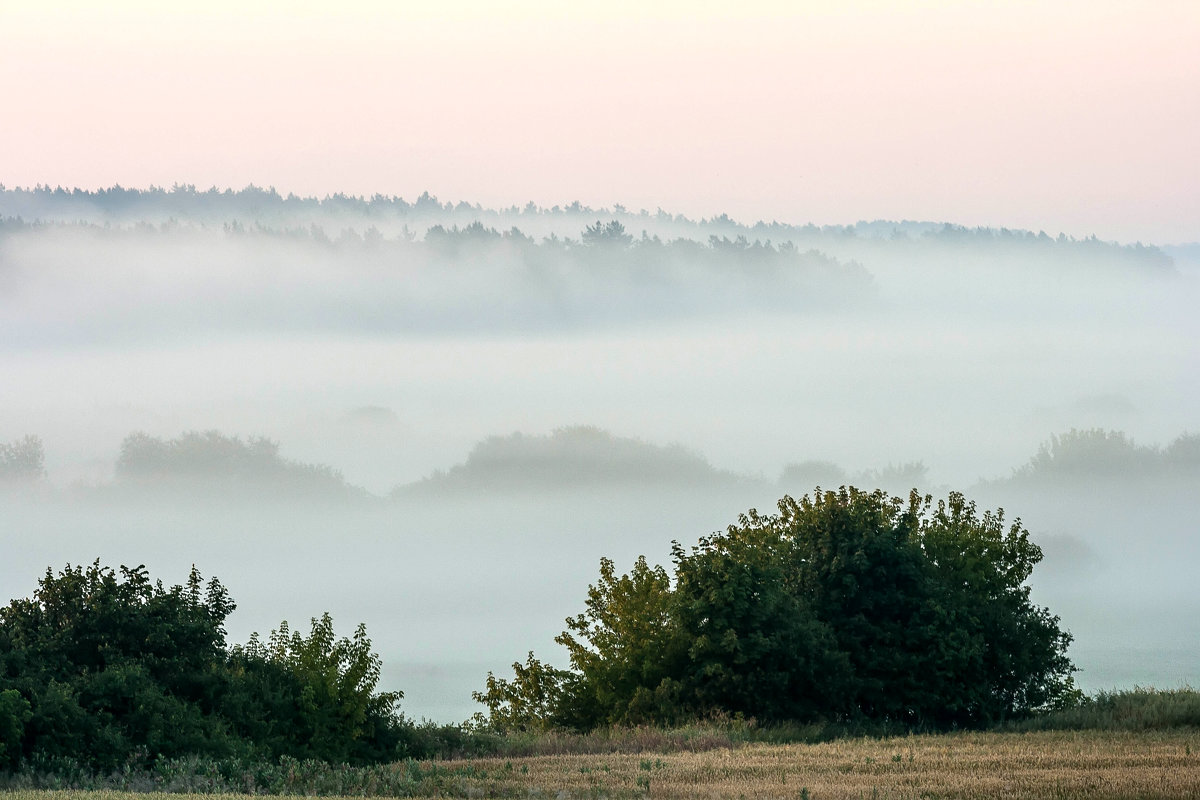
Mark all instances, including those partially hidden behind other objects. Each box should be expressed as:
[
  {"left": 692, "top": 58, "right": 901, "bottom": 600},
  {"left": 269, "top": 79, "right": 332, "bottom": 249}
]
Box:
[
  {"left": 442, "top": 729, "right": 1200, "bottom": 798},
  {"left": 5, "top": 729, "right": 1199, "bottom": 798}
]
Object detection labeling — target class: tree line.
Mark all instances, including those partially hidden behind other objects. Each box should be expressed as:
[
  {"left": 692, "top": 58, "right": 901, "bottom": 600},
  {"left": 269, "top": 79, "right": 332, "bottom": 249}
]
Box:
[
  {"left": 2, "top": 487, "right": 1076, "bottom": 772},
  {"left": 6, "top": 428, "right": 1198, "bottom": 497},
  {"left": 0, "top": 184, "right": 1175, "bottom": 270}
]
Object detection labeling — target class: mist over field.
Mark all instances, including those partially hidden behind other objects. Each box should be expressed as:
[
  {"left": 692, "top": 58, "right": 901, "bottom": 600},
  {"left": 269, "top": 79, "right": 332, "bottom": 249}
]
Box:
[{"left": 2, "top": 186, "right": 1197, "bottom": 722}]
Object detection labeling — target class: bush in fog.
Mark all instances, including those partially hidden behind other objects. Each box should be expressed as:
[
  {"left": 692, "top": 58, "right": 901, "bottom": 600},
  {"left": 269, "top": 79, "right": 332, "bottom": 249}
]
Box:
[
  {"left": 477, "top": 488, "right": 1076, "bottom": 731},
  {"left": 402, "top": 426, "right": 739, "bottom": 493},
  {"left": 115, "top": 430, "right": 354, "bottom": 495},
  {"left": 1162, "top": 432, "right": 1200, "bottom": 470},
  {"left": 1011, "top": 428, "right": 1200, "bottom": 481},
  {"left": 0, "top": 436, "right": 45, "bottom": 483}
]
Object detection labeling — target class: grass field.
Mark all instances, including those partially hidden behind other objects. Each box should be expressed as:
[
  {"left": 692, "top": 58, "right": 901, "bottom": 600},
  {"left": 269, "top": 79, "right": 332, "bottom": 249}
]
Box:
[{"left": 6, "top": 728, "right": 1198, "bottom": 799}]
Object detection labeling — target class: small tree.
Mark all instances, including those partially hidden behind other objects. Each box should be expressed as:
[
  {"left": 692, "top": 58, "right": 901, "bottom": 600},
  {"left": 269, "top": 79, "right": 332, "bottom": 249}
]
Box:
[
  {"left": 0, "top": 562, "right": 237, "bottom": 767},
  {"left": 471, "top": 652, "right": 572, "bottom": 732},
  {"left": 554, "top": 556, "right": 684, "bottom": 726},
  {"left": 230, "top": 613, "right": 402, "bottom": 763}
]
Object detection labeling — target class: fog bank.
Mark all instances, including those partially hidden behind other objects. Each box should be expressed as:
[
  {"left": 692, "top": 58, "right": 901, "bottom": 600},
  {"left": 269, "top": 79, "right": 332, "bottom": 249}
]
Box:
[{"left": 2, "top": 188, "right": 1197, "bottom": 721}]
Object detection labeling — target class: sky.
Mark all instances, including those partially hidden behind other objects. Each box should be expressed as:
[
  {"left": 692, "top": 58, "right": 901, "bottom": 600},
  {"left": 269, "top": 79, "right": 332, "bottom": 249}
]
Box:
[{"left": 2, "top": 0, "right": 1198, "bottom": 244}]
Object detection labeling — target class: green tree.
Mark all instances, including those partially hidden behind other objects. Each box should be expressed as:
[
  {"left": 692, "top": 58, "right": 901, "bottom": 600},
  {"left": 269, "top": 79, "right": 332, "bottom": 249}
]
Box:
[
  {"left": 471, "top": 652, "right": 573, "bottom": 732},
  {"left": 773, "top": 489, "right": 941, "bottom": 722},
  {"left": 0, "top": 562, "right": 407, "bottom": 768},
  {"left": 0, "top": 689, "right": 31, "bottom": 768},
  {"left": 554, "top": 556, "right": 684, "bottom": 726},
  {"left": 479, "top": 488, "right": 1075, "bottom": 730},
  {"left": 230, "top": 613, "right": 402, "bottom": 763},
  {"left": 670, "top": 521, "right": 849, "bottom": 722},
  {"left": 0, "top": 562, "right": 237, "bottom": 767},
  {"left": 917, "top": 492, "right": 1074, "bottom": 721}
]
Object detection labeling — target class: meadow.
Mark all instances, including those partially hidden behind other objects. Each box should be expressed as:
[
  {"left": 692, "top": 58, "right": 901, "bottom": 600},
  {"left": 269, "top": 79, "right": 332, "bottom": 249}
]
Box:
[{"left": 4, "top": 728, "right": 1198, "bottom": 799}]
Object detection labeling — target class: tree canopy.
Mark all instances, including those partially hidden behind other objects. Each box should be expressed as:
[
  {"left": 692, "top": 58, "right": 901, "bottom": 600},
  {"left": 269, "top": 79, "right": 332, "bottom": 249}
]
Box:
[
  {"left": 476, "top": 488, "right": 1076, "bottom": 731},
  {"left": 0, "top": 562, "right": 405, "bottom": 769}
]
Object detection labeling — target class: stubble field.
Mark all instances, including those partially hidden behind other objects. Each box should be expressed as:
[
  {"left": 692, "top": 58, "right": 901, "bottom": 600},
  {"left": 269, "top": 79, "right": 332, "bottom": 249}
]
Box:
[{"left": 7, "top": 729, "right": 1199, "bottom": 799}]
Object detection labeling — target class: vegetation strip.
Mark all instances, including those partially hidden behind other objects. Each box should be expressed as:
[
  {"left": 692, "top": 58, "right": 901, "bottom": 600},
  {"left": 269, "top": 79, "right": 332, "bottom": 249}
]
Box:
[{"left": 2, "top": 729, "right": 1198, "bottom": 798}]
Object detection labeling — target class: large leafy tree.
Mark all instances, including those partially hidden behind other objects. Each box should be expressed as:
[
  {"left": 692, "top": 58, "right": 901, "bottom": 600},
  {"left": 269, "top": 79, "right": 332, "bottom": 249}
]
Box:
[
  {"left": 772, "top": 489, "right": 944, "bottom": 722},
  {"left": 477, "top": 488, "right": 1075, "bottom": 730},
  {"left": 670, "top": 518, "right": 850, "bottom": 722},
  {"left": 768, "top": 488, "right": 1074, "bottom": 725},
  {"left": 916, "top": 492, "right": 1074, "bottom": 722}
]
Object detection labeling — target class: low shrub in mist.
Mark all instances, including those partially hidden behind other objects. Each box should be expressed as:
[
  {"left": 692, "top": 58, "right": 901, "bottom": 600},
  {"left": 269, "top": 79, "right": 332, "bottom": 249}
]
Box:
[{"left": 114, "top": 430, "right": 362, "bottom": 498}]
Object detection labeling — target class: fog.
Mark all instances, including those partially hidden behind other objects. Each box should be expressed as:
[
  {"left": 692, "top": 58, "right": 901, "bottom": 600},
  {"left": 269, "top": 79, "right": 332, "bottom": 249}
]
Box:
[{"left": 2, "top": 187, "right": 1197, "bottom": 722}]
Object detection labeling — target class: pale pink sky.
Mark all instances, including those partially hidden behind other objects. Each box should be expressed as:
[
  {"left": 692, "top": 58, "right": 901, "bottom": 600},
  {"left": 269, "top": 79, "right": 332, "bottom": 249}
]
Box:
[{"left": 3, "top": 1, "right": 1197, "bottom": 243}]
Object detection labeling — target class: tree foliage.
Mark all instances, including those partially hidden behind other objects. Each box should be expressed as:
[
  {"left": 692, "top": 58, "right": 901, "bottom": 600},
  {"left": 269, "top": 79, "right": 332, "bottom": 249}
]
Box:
[
  {"left": 555, "top": 556, "right": 684, "bottom": 726},
  {"left": 471, "top": 652, "right": 572, "bottom": 733},
  {"left": 0, "top": 562, "right": 404, "bottom": 769},
  {"left": 229, "top": 614, "right": 403, "bottom": 764},
  {"left": 476, "top": 488, "right": 1075, "bottom": 731},
  {"left": 581, "top": 220, "right": 633, "bottom": 248}
]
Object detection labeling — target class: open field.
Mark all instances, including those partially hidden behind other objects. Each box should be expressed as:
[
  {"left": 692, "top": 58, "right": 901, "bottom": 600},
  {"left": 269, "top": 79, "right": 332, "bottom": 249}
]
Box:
[
  {"left": 434, "top": 730, "right": 1199, "bottom": 798},
  {"left": 6, "top": 729, "right": 1199, "bottom": 799}
]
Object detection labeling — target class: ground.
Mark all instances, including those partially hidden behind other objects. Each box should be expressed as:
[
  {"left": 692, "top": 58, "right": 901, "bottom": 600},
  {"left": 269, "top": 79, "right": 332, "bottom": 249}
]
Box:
[{"left": 8, "top": 729, "right": 1199, "bottom": 799}]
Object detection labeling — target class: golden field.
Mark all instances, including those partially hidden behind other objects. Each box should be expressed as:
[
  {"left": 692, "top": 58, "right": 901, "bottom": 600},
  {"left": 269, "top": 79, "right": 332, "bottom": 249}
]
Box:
[{"left": 6, "top": 728, "right": 1199, "bottom": 799}]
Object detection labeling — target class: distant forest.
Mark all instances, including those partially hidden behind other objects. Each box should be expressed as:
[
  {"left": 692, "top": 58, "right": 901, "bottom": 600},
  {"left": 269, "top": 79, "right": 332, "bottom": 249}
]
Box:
[
  {"left": 0, "top": 183, "right": 1174, "bottom": 270},
  {"left": 4, "top": 427, "right": 1198, "bottom": 500}
]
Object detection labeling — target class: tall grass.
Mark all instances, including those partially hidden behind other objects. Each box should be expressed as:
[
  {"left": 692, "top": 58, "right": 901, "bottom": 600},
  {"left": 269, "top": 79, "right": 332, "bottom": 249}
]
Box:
[
  {"left": 0, "top": 754, "right": 500, "bottom": 797},
  {"left": 3, "top": 690, "right": 1196, "bottom": 796},
  {"left": 452, "top": 716, "right": 923, "bottom": 758},
  {"left": 6, "top": 728, "right": 1198, "bottom": 799},
  {"left": 1000, "top": 687, "right": 1200, "bottom": 732}
]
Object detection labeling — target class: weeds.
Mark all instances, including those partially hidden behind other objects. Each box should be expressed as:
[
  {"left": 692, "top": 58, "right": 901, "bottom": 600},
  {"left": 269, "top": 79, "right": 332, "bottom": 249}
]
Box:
[
  {"left": 2, "top": 689, "right": 1197, "bottom": 798},
  {"left": 1000, "top": 687, "right": 1200, "bottom": 732}
]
